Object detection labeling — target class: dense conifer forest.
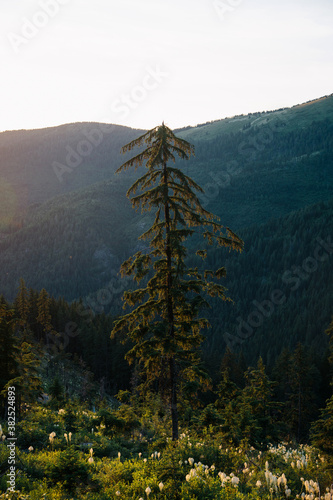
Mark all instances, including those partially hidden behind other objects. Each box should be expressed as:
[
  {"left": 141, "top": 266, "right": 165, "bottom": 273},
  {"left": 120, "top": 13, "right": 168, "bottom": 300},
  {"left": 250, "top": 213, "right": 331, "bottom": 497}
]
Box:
[{"left": 0, "top": 96, "right": 333, "bottom": 499}]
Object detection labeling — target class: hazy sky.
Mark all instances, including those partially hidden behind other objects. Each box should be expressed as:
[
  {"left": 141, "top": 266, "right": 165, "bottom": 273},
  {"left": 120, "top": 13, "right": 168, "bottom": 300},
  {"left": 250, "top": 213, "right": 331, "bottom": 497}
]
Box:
[{"left": 1, "top": 0, "right": 332, "bottom": 132}]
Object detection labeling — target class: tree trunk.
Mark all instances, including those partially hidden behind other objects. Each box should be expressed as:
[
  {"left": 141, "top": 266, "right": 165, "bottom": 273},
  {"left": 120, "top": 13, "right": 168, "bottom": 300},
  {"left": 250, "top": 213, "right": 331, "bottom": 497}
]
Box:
[{"left": 163, "top": 161, "right": 179, "bottom": 441}]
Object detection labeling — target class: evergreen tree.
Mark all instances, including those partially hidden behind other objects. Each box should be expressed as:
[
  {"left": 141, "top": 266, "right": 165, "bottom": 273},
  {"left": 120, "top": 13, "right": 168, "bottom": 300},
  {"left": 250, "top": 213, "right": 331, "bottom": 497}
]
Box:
[
  {"left": 326, "top": 315, "right": 333, "bottom": 365},
  {"left": 310, "top": 315, "right": 333, "bottom": 458},
  {"left": 111, "top": 123, "right": 243, "bottom": 440},
  {"left": 289, "top": 343, "right": 319, "bottom": 441},
  {"left": 37, "top": 287, "right": 53, "bottom": 342},
  {"left": 14, "top": 278, "right": 29, "bottom": 327},
  {"left": 310, "top": 394, "right": 333, "bottom": 459},
  {"left": 0, "top": 298, "right": 18, "bottom": 416},
  {"left": 215, "top": 369, "right": 257, "bottom": 446},
  {"left": 243, "top": 357, "right": 281, "bottom": 445}
]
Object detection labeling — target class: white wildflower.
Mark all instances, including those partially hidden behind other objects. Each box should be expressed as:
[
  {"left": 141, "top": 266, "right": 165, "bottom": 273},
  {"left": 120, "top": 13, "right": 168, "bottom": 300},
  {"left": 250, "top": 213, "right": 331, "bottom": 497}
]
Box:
[{"left": 231, "top": 476, "right": 240, "bottom": 487}]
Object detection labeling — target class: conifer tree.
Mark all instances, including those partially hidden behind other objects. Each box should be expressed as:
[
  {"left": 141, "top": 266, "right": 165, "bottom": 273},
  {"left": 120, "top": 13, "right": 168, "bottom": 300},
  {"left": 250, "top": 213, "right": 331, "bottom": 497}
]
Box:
[
  {"left": 0, "top": 298, "right": 18, "bottom": 416},
  {"left": 326, "top": 315, "right": 333, "bottom": 365},
  {"left": 14, "top": 278, "right": 29, "bottom": 326},
  {"left": 37, "top": 288, "right": 52, "bottom": 341},
  {"left": 111, "top": 123, "right": 243, "bottom": 440},
  {"left": 310, "top": 316, "right": 333, "bottom": 458}
]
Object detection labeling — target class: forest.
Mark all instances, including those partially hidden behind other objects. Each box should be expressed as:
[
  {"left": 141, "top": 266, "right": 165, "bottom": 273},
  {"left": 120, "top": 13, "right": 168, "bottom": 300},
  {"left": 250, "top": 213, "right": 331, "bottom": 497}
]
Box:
[{"left": 0, "top": 101, "right": 333, "bottom": 499}]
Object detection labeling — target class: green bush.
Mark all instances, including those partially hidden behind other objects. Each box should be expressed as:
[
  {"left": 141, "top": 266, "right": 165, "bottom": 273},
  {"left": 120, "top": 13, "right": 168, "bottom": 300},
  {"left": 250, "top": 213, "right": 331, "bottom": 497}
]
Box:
[{"left": 47, "top": 446, "right": 90, "bottom": 493}]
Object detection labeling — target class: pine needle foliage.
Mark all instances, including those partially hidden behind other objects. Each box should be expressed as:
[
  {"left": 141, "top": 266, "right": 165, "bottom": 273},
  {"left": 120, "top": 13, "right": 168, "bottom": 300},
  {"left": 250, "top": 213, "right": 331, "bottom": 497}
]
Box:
[{"left": 111, "top": 123, "right": 243, "bottom": 440}]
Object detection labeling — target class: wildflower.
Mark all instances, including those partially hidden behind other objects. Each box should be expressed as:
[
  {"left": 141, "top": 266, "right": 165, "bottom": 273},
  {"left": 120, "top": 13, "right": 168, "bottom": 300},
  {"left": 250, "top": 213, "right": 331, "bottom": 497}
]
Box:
[
  {"left": 211, "top": 465, "right": 215, "bottom": 471},
  {"left": 115, "top": 492, "right": 121, "bottom": 497},
  {"left": 49, "top": 432, "right": 56, "bottom": 444},
  {"left": 64, "top": 433, "right": 68, "bottom": 443},
  {"left": 158, "top": 482, "right": 164, "bottom": 491},
  {"left": 68, "top": 432, "right": 72, "bottom": 442},
  {"left": 256, "top": 480, "right": 262, "bottom": 488},
  {"left": 145, "top": 486, "right": 151, "bottom": 496},
  {"left": 90, "top": 448, "right": 93, "bottom": 457},
  {"left": 286, "top": 489, "right": 291, "bottom": 497},
  {"left": 58, "top": 409, "right": 65, "bottom": 415},
  {"left": 188, "top": 457, "right": 194, "bottom": 466},
  {"left": 278, "top": 474, "right": 287, "bottom": 488},
  {"left": 28, "top": 446, "right": 34, "bottom": 452},
  {"left": 157, "top": 452, "right": 161, "bottom": 459},
  {"left": 231, "top": 476, "right": 240, "bottom": 487},
  {"left": 88, "top": 456, "right": 94, "bottom": 464},
  {"left": 143, "top": 458, "right": 147, "bottom": 463}
]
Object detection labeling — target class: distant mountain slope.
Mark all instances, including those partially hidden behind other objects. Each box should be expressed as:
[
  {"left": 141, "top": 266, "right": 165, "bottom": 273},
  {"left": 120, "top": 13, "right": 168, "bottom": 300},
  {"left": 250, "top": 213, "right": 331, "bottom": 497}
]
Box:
[
  {"left": 0, "top": 94, "right": 332, "bottom": 227},
  {"left": 177, "top": 93, "right": 333, "bottom": 141},
  {"left": 0, "top": 122, "right": 143, "bottom": 225},
  {"left": 203, "top": 197, "right": 333, "bottom": 369},
  {"left": 0, "top": 94, "right": 332, "bottom": 308}
]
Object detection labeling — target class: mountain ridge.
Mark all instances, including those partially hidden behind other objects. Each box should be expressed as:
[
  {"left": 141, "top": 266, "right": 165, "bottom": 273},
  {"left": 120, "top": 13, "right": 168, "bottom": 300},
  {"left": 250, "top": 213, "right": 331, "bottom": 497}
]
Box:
[{"left": 0, "top": 94, "right": 332, "bottom": 366}]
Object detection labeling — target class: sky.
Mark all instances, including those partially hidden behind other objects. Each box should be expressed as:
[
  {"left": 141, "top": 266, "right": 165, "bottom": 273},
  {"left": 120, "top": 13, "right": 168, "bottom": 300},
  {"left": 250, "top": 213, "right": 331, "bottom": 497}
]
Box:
[{"left": 0, "top": 0, "right": 332, "bottom": 132}]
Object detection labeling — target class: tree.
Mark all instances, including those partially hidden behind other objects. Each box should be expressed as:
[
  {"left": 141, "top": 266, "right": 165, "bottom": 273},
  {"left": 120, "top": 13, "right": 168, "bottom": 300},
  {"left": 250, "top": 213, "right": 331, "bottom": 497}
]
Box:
[
  {"left": 37, "top": 288, "right": 52, "bottom": 341},
  {"left": 111, "top": 123, "right": 243, "bottom": 440},
  {"left": 310, "top": 315, "right": 333, "bottom": 458},
  {"left": 326, "top": 315, "right": 333, "bottom": 366},
  {"left": 243, "top": 357, "right": 281, "bottom": 445},
  {"left": 14, "top": 278, "right": 29, "bottom": 327},
  {"left": 0, "top": 298, "right": 18, "bottom": 417}
]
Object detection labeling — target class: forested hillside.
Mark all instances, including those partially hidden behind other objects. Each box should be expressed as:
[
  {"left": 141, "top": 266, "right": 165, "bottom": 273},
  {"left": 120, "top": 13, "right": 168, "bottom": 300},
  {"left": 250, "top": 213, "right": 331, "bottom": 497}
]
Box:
[
  {"left": 0, "top": 94, "right": 332, "bottom": 389},
  {"left": 1, "top": 99, "right": 333, "bottom": 499}
]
